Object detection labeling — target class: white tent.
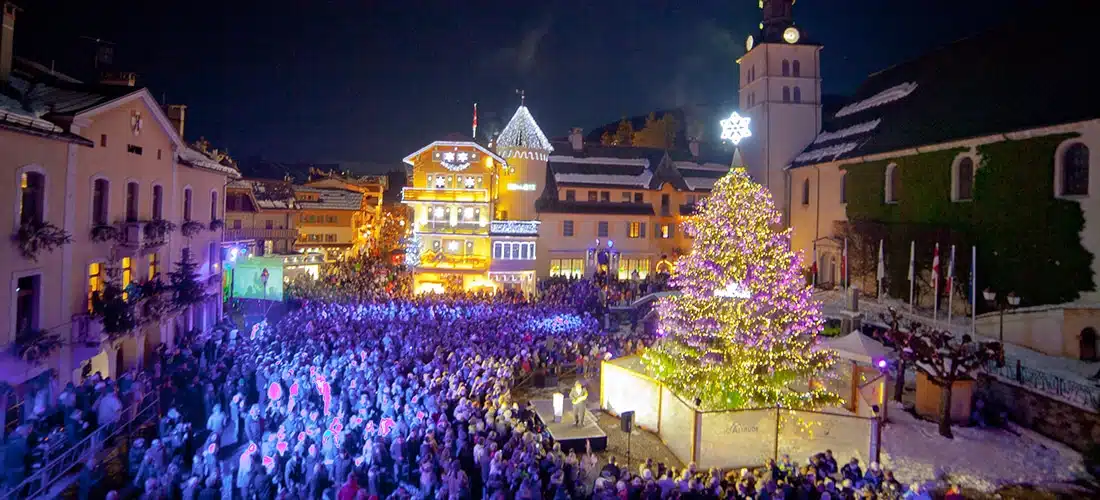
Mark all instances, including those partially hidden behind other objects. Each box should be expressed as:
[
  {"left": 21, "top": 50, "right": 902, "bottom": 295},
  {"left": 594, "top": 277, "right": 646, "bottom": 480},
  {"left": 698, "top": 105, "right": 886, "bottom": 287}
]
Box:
[{"left": 823, "top": 331, "right": 892, "bottom": 365}]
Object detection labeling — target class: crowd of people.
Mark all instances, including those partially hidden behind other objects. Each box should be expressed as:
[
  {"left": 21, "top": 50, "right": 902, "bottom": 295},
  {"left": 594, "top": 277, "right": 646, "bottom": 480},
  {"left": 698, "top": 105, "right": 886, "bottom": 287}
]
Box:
[{"left": 3, "top": 254, "right": 937, "bottom": 499}]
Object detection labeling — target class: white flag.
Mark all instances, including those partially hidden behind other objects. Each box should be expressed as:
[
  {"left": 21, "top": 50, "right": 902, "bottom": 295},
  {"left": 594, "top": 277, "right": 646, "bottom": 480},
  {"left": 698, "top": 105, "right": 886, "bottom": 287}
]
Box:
[
  {"left": 907, "top": 241, "right": 915, "bottom": 282},
  {"left": 877, "top": 240, "right": 886, "bottom": 282}
]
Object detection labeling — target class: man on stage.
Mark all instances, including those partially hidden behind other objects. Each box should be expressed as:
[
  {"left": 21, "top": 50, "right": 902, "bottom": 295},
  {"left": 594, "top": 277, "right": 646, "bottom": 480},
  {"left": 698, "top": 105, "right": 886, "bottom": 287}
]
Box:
[{"left": 570, "top": 381, "right": 588, "bottom": 427}]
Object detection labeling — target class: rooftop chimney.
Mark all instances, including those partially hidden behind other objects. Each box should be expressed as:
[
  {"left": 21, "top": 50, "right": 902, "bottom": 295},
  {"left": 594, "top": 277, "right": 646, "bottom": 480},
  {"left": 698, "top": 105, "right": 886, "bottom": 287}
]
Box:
[
  {"left": 568, "top": 127, "right": 583, "bottom": 152},
  {"left": 165, "top": 104, "right": 186, "bottom": 138},
  {"left": 1, "top": 3, "right": 19, "bottom": 84},
  {"left": 688, "top": 137, "right": 700, "bottom": 159}
]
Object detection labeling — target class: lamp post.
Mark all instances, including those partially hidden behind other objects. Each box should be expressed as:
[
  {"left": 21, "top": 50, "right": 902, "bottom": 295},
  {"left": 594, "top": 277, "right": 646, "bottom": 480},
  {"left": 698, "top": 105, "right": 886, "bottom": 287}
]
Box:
[{"left": 982, "top": 288, "right": 1020, "bottom": 367}]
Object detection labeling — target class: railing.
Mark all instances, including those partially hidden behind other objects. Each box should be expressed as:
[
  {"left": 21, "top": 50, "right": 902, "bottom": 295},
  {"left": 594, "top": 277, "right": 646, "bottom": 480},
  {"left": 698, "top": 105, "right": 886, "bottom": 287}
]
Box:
[
  {"left": 402, "top": 188, "right": 490, "bottom": 203},
  {"left": 983, "top": 356, "right": 1100, "bottom": 410},
  {"left": 5, "top": 393, "right": 160, "bottom": 500},
  {"left": 490, "top": 220, "right": 540, "bottom": 235},
  {"left": 223, "top": 227, "right": 299, "bottom": 241},
  {"left": 118, "top": 221, "right": 169, "bottom": 249}
]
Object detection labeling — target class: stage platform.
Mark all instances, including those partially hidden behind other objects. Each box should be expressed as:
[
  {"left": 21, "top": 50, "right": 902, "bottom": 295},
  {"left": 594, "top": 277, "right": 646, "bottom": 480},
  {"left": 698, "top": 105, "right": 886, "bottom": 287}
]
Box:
[{"left": 531, "top": 399, "right": 608, "bottom": 453}]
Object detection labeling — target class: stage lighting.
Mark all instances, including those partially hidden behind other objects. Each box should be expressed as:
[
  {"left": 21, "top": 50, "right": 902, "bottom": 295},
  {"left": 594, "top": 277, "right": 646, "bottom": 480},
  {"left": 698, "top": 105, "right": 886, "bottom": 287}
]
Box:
[{"left": 552, "top": 392, "right": 564, "bottom": 422}]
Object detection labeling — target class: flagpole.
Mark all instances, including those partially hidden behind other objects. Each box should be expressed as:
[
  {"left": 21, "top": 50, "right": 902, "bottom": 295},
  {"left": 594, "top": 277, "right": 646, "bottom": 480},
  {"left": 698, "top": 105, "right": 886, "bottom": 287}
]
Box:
[
  {"left": 947, "top": 245, "right": 956, "bottom": 327},
  {"left": 843, "top": 238, "right": 849, "bottom": 310},
  {"left": 971, "top": 245, "right": 977, "bottom": 338},
  {"left": 472, "top": 103, "right": 478, "bottom": 139},
  {"left": 876, "top": 239, "right": 884, "bottom": 300},
  {"left": 932, "top": 243, "right": 940, "bottom": 324},
  {"left": 908, "top": 241, "right": 915, "bottom": 313},
  {"left": 812, "top": 246, "right": 818, "bottom": 288}
]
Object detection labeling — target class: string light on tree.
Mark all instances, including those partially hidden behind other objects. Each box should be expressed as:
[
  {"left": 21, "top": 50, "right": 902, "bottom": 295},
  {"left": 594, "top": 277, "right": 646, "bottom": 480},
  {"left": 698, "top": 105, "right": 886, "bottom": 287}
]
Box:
[
  {"left": 642, "top": 167, "right": 839, "bottom": 410},
  {"left": 719, "top": 111, "right": 753, "bottom": 145}
]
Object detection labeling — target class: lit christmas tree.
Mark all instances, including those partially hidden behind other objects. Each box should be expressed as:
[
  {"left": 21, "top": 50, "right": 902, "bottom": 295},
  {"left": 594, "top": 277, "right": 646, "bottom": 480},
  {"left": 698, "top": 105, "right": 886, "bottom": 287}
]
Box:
[{"left": 642, "top": 164, "right": 839, "bottom": 410}]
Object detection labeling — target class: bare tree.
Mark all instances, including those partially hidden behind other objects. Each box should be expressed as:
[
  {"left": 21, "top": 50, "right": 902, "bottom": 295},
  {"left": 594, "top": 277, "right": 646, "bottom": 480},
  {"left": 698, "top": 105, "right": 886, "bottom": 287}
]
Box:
[{"left": 883, "top": 307, "right": 1001, "bottom": 438}]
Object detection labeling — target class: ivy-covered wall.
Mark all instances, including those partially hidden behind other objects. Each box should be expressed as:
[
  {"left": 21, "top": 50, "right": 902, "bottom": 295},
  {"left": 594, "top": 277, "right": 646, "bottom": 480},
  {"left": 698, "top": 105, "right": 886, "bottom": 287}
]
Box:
[{"left": 840, "top": 134, "right": 1094, "bottom": 310}]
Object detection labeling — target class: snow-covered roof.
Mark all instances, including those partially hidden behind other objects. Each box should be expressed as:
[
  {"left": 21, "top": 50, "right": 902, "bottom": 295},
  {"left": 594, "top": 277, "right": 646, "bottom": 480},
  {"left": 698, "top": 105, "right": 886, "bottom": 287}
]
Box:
[
  {"left": 554, "top": 170, "right": 654, "bottom": 188},
  {"left": 821, "top": 331, "right": 892, "bottom": 365},
  {"left": 231, "top": 179, "right": 299, "bottom": 210},
  {"left": 177, "top": 147, "right": 242, "bottom": 178},
  {"left": 294, "top": 187, "right": 364, "bottom": 211},
  {"left": 496, "top": 105, "right": 553, "bottom": 153},
  {"left": 402, "top": 140, "right": 506, "bottom": 166}
]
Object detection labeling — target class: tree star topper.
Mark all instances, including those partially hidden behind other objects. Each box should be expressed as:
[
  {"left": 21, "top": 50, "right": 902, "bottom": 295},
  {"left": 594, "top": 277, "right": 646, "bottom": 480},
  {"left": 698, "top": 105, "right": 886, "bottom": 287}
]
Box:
[{"left": 719, "top": 111, "right": 752, "bottom": 145}]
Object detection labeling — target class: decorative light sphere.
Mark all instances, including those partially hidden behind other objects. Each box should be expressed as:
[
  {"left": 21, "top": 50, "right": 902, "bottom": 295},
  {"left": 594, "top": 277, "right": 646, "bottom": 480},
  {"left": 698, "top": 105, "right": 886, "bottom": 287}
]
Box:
[{"left": 719, "top": 111, "right": 752, "bottom": 145}]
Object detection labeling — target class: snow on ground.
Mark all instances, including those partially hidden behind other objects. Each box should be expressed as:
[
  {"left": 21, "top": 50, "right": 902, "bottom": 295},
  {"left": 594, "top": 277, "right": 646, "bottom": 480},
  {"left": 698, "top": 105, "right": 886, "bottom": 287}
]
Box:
[
  {"left": 880, "top": 402, "right": 1083, "bottom": 492},
  {"left": 815, "top": 290, "right": 1100, "bottom": 384}
]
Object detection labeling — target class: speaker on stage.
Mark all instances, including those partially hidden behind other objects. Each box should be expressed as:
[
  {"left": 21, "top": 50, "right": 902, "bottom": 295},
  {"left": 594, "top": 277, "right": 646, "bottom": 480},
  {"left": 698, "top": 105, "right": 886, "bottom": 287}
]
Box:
[{"left": 620, "top": 411, "right": 635, "bottom": 433}]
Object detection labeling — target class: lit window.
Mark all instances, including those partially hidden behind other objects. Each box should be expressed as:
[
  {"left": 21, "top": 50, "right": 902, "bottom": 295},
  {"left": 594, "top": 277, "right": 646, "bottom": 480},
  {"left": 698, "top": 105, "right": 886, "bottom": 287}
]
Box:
[
  {"left": 19, "top": 171, "right": 45, "bottom": 226},
  {"left": 88, "top": 263, "right": 104, "bottom": 311},
  {"left": 121, "top": 257, "right": 133, "bottom": 300},
  {"left": 148, "top": 253, "right": 160, "bottom": 280},
  {"left": 628, "top": 222, "right": 642, "bottom": 238},
  {"left": 463, "top": 207, "right": 474, "bottom": 220}
]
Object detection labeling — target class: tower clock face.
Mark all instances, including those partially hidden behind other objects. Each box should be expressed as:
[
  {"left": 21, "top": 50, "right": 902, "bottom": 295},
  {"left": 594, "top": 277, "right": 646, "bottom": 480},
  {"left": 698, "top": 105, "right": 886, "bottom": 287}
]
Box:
[
  {"left": 783, "top": 26, "right": 800, "bottom": 44},
  {"left": 746, "top": 35, "right": 754, "bottom": 52}
]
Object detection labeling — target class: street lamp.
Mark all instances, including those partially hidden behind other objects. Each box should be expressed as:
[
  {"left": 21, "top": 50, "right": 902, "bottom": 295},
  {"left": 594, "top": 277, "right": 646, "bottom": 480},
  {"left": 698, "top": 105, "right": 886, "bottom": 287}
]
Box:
[{"left": 983, "top": 288, "right": 1020, "bottom": 367}]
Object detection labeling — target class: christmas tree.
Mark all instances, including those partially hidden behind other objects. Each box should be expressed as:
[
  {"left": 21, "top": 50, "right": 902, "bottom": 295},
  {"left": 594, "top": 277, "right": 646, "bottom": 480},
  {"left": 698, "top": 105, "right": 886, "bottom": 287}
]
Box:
[
  {"left": 642, "top": 165, "right": 839, "bottom": 410},
  {"left": 170, "top": 249, "right": 207, "bottom": 309}
]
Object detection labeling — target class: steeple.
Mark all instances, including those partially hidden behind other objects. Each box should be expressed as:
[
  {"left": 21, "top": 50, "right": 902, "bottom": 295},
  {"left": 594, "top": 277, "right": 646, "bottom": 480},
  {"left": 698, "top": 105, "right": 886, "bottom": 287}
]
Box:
[
  {"left": 762, "top": 0, "right": 794, "bottom": 40},
  {"left": 496, "top": 101, "right": 553, "bottom": 156}
]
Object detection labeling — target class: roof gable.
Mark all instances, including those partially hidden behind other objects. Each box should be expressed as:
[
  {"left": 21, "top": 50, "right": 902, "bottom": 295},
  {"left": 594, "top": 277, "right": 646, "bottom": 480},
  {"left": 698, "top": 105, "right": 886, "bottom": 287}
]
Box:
[{"left": 402, "top": 140, "right": 506, "bottom": 167}]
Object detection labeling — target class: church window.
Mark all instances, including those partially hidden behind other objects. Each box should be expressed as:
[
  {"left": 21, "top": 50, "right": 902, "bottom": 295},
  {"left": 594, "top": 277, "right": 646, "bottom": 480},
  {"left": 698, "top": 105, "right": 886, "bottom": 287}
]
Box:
[
  {"left": 1060, "top": 143, "right": 1089, "bottom": 197},
  {"left": 840, "top": 172, "right": 848, "bottom": 204},
  {"left": 782, "top": 60, "right": 790, "bottom": 76},
  {"left": 885, "top": 163, "right": 900, "bottom": 203},
  {"left": 793, "top": 87, "right": 802, "bottom": 103},
  {"left": 792, "top": 60, "right": 801, "bottom": 77},
  {"left": 782, "top": 86, "right": 791, "bottom": 102},
  {"left": 800, "top": 179, "right": 810, "bottom": 205},
  {"left": 953, "top": 156, "right": 975, "bottom": 201}
]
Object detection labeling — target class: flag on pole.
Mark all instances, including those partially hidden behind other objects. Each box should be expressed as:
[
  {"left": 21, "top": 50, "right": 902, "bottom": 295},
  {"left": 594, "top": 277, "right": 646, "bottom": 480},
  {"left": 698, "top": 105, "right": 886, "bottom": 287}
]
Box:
[
  {"left": 842, "top": 239, "right": 848, "bottom": 289},
  {"left": 876, "top": 240, "right": 885, "bottom": 299},
  {"left": 931, "top": 243, "right": 941, "bottom": 321},
  {"left": 971, "top": 246, "right": 977, "bottom": 337},
  {"left": 472, "top": 103, "right": 479, "bottom": 139},
  {"left": 811, "top": 246, "right": 818, "bottom": 287},
  {"left": 946, "top": 245, "right": 956, "bottom": 324}
]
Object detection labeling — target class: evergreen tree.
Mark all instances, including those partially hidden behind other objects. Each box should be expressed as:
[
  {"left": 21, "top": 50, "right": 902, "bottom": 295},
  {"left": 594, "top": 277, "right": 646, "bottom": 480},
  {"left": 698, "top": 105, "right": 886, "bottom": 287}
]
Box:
[
  {"left": 92, "top": 280, "right": 136, "bottom": 340},
  {"left": 642, "top": 166, "right": 840, "bottom": 410},
  {"left": 170, "top": 249, "right": 207, "bottom": 309}
]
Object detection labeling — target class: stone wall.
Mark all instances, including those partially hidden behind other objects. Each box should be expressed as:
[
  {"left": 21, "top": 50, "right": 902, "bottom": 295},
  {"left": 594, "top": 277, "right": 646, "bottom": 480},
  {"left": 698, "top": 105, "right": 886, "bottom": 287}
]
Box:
[{"left": 977, "top": 374, "right": 1100, "bottom": 452}]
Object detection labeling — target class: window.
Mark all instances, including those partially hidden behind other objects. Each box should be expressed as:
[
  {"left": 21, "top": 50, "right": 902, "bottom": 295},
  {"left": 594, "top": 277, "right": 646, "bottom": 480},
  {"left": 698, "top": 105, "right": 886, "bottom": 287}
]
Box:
[
  {"left": 549, "top": 259, "right": 585, "bottom": 278},
  {"left": 840, "top": 172, "right": 848, "bottom": 203},
  {"left": 326, "top": 215, "right": 337, "bottom": 223},
  {"left": 152, "top": 185, "right": 163, "bottom": 220},
  {"left": 588, "top": 191, "right": 598, "bottom": 202},
  {"left": 793, "top": 87, "right": 802, "bottom": 103},
  {"left": 566, "top": 190, "right": 576, "bottom": 202},
  {"left": 954, "top": 157, "right": 975, "bottom": 201},
  {"left": 657, "top": 223, "right": 674, "bottom": 239},
  {"left": 600, "top": 191, "right": 610, "bottom": 202},
  {"left": 597, "top": 221, "right": 609, "bottom": 238},
  {"left": 126, "top": 182, "right": 139, "bottom": 221},
  {"left": 563, "top": 220, "right": 574, "bottom": 237},
  {"left": 157, "top": 149, "right": 162, "bottom": 160},
  {"left": 210, "top": 191, "right": 218, "bottom": 221},
  {"left": 661, "top": 194, "right": 670, "bottom": 215},
  {"left": 183, "top": 188, "right": 193, "bottom": 221},
  {"left": 621, "top": 192, "right": 631, "bottom": 203},
  {"left": 617, "top": 258, "right": 649, "bottom": 280},
  {"left": 19, "top": 171, "right": 45, "bottom": 226},
  {"left": 792, "top": 60, "right": 801, "bottom": 77},
  {"left": 493, "top": 242, "right": 536, "bottom": 260},
  {"left": 628, "top": 221, "right": 643, "bottom": 239},
  {"left": 885, "top": 163, "right": 900, "bottom": 203},
  {"left": 1061, "top": 143, "right": 1090, "bottom": 196},
  {"left": 121, "top": 257, "right": 133, "bottom": 300},
  {"left": 782, "top": 86, "right": 791, "bottom": 102},
  {"left": 15, "top": 275, "right": 40, "bottom": 333},
  {"left": 88, "top": 263, "right": 104, "bottom": 311},
  {"left": 92, "top": 178, "right": 110, "bottom": 225},
  {"left": 685, "top": 194, "right": 697, "bottom": 206},
  {"left": 782, "top": 59, "right": 790, "bottom": 76},
  {"left": 634, "top": 192, "right": 643, "bottom": 203},
  {"left": 325, "top": 234, "right": 337, "bottom": 242},
  {"left": 265, "top": 220, "right": 274, "bottom": 230},
  {"left": 148, "top": 253, "right": 160, "bottom": 280},
  {"left": 801, "top": 179, "right": 810, "bottom": 205},
  {"left": 100, "top": 134, "right": 107, "bottom": 147}
]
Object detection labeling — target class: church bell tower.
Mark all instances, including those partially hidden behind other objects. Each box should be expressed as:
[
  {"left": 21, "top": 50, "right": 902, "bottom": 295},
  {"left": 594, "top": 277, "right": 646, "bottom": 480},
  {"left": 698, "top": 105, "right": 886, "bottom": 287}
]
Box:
[{"left": 738, "top": 0, "right": 822, "bottom": 225}]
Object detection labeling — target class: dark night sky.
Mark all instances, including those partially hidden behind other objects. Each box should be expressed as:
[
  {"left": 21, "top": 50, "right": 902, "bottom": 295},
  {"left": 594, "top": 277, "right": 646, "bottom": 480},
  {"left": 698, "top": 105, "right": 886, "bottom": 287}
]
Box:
[{"left": 14, "top": 0, "right": 1036, "bottom": 168}]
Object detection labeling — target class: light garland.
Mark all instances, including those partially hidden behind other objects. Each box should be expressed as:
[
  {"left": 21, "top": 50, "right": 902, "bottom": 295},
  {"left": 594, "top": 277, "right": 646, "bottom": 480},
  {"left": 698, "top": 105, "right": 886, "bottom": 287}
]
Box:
[
  {"left": 489, "top": 220, "right": 540, "bottom": 235},
  {"left": 642, "top": 167, "right": 840, "bottom": 411},
  {"left": 496, "top": 105, "right": 554, "bottom": 153}
]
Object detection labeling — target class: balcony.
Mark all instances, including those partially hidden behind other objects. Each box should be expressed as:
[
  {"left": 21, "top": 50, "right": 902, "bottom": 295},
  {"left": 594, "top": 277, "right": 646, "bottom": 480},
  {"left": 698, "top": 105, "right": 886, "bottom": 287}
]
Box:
[
  {"left": 224, "top": 227, "right": 299, "bottom": 242},
  {"left": 417, "top": 251, "right": 489, "bottom": 271},
  {"left": 403, "top": 187, "right": 490, "bottom": 203},
  {"left": 490, "top": 220, "right": 540, "bottom": 235},
  {"left": 415, "top": 219, "right": 489, "bottom": 236},
  {"left": 118, "top": 221, "right": 170, "bottom": 249}
]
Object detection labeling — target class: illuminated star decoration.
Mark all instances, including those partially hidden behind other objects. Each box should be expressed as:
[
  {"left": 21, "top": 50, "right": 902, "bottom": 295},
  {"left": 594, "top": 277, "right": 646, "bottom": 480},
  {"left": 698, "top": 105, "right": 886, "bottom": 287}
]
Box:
[{"left": 719, "top": 111, "right": 752, "bottom": 145}]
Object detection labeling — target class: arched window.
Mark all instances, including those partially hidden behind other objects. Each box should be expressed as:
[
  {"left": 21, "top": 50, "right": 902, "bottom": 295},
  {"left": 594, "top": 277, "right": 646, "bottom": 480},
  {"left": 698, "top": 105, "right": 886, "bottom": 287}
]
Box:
[
  {"left": 885, "top": 163, "right": 899, "bottom": 203},
  {"left": 183, "top": 188, "right": 193, "bottom": 221},
  {"left": 782, "top": 59, "right": 790, "bottom": 76},
  {"left": 792, "top": 60, "right": 801, "bottom": 77},
  {"left": 126, "top": 182, "right": 140, "bottom": 221},
  {"left": 152, "top": 185, "right": 164, "bottom": 220},
  {"left": 210, "top": 191, "right": 219, "bottom": 221},
  {"left": 801, "top": 179, "right": 810, "bottom": 205},
  {"left": 92, "top": 179, "right": 110, "bottom": 225},
  {"left": 840, "top": 172, "right": 848, "bottom": 203},
  {"left": 1061, "top": 143, "right": 1089, "bottom": 196},
  {"left": 793, "top": 87, "right": 802, "bottom": 103},
  {"left": 19, "top": 171, "right": 45, "bottom": 226},
  {"left": 782, "top": 86, "right": 791, "bottom": 102},
  {"left": 954, "top": 157, "right": 974, "bottom": 201}
]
